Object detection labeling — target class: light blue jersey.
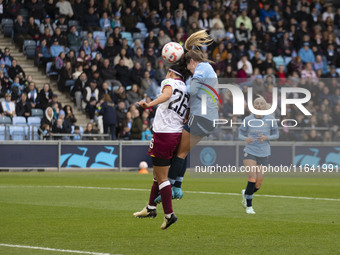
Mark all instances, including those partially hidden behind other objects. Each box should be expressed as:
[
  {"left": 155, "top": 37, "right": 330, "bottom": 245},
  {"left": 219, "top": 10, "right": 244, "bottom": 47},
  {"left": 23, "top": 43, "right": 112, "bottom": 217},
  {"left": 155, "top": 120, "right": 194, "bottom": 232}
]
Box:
[
  {"left": 188, "top": 62, "right": 219, "bottom": 121},
  {"left": 239, "top": 114, "right": 279, "bottom": 157}
]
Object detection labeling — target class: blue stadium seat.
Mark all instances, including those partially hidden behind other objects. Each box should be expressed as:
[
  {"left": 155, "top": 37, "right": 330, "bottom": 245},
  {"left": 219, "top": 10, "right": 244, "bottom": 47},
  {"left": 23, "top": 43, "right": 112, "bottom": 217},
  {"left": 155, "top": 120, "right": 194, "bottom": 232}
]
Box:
[
  {"left": 0, "top": 116, "right": 12, "bottom": 124},
  {"left": 133, "top": 32, "right": 146, "bottom": 41},
  {"left": 27, "top": 116, "right": 41, "bottom": 126},
  {"left": 12, "top": 116, "right": 27, "bottom": 125},
  {"left": 10, "top": 126, "right": 26, "bottom": 140},
  {"left": 0, "top": 126, "right": 10, "bottom": 140},
  {"left": 80, "top": 30, "right": 88, "bottom": 41},
  {"left": 273, "top": 56, "right": 285, "bottom": 69},
  {"left": 23, "top": 40, "right": 37, "bottom": 59},
  {"left": 1, "top": 19, "right": 14, "bottom": 37},
  {"left": 31, "top": 109, "right": 44, "bottom": 118}
]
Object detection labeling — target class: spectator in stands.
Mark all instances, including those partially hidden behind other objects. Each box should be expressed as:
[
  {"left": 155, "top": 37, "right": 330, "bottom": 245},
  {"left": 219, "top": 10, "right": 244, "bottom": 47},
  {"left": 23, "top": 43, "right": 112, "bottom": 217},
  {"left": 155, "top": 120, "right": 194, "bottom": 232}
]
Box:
[
  {"left": 114, "top": 48, "right": 133, "bottom": 69},
  {"left": 50, "top": 39, "right": 64, "bottom": 58},
  {"left": 2, "top": 48, "right": 13, "bottom": 67},
  {"left": 52, "top": 117, "right": 69, "bottom": 140},
  {"left": 14, "top": 15, "right": 30, "bottom": 51},
  {"left": 2, "top": 92, "right": 16, "bottom": 118},
  {"left": 236, "top": 9, "right": 252, "bottom": 31},
  {"left": 236, "top": 22, "right": 251, "bottom": 43},
  {"left": 63, "top": 105, "right": 77, "bottom": 125},
  {"left": 71, "top": 125, "right": 82, "bottom": 140},
  {"left": 114, "top": 86, "right": 129, "bottom": 107},
  {"left": 27, "top": 0, "right": 45, "bottom": 21},
  {"left": 298, "top": 42, "right": 315, "bottom": 64},
  {"left": 56, "top": 0, "right": 73, "bottom": 19},
  {"left": 92, "top": 37, "right": 104, "bottom": 53},
  {"left": 16, "top": 92, "right": 31, "bottom": 118},
  {"left": 237, "top": 55, "right": 253, "bottom": 76},
  {"left": 49, "top": 94, "right": 62, "bottom": 110},
  {"left": 58, "top": 61, "right": 74, "bottom": 91},
  {"left": 67, "top": 26, "right": 81, "bottom": 52},
  {"left": 8, "top": 59, "right": 25, "bottom": 80},
  {"left": 27, "top": 16, "right": 40, "bottom": 42},
  {"left": 154, "top": 60, "right": 166, "bottom": 84},
  {"left": 158, "top": 29, "right": 171, "bottom": 48},
  {"left": 99, "top": 82, "right": 112, "bottom": 99},
  {"left": 71, "top": 72, "right": 88, "bottom": 111},
  {"left": 110, "top": 11, "right": 122, "bottom": 29},
  {"left": 98, "top": 94, "right": 117, "bottom": 140},
  {"left": 40, "top": 15, "right": 54, "bottom": 36},
  {"left": 141, "top": 71, "right": 158, "bottom": 99},
  {"left": 212, "top": 42, "right": 228, "bottom": 61},
  {"left": 83, "top": 122, "right": 98, "bottom": 140},
  {"left": 145, "top": 47, "right": 157, "bottom": 69},
  {"left": 100, "top": 11, "right": 112, "bottom": 33},
  {"left": 130, "top": 109, "right": 142, "bottom": 140},
  {"left": 84, "top": 7, "right": 100, "bottom": 31},
  {"left": 1, "top": 76, "right": 12, "bottom": 95},
  {"left": 143, "top": 31, "right": 159, "bottom": 51},
  {"left": 80, "top": 39, "right": 92, "bottom": 60},
  {"left": 126, "top": 84, "right": 142, "bottom": 105},
  {"left": 57, "top": 109, "right": 72, "bottom": 133},
  {"left": 55, "top": 51, "right": 66, "bottom": 71},
  {"left": 115, "top": 59, "right": 132, "bottom": 87},
  {"left": 38, "top": 83, "right": 53, "bottom": 111},
  {"left": 198, "top": 11, "right": 212, "bottom": 30},
  {"left": 132, "top": 47, "right": 146, "bottom": 69},
  {"left": 41, "top": 106, "right": 55, "bottom": 132},
  {"left": 100, "top": 59, "right": 116, "bottom": 89},
  {"left": 0, "top": 59, "right": 8, "bottom": 77},
  {"left": 53, "top": 15, "right": 68, "bottom": 36},
  {"left": 4, "top": 0, "right": 20, "bottom": 19},
  {"left": 52, "top": 27, "right": 67, "bottom": 47},
  {"left": 72, "top": 0, "right": 86, "bottom": 25},
  {"left": 102, "top": 37, "right": 117, "bottom": 61},
  {"left": 83, "top": 79, "right": 99, "bottom": 122},
  {"left": 121, "top": 7, "right": 138, "bottom": 33},
  {"left": 301, "top": 62, "right": 318, "bottom": 80}
]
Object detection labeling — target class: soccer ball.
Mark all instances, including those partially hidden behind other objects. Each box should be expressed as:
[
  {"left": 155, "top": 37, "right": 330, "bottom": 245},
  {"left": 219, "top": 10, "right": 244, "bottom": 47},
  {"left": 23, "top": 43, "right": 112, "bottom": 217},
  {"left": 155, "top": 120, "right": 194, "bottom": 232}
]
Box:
[
  {"left": 139, "top": 161, "right": 148, "bottom": 169},
  {"left": 161, "top": 42, "right": 184, "bottom": 65}
]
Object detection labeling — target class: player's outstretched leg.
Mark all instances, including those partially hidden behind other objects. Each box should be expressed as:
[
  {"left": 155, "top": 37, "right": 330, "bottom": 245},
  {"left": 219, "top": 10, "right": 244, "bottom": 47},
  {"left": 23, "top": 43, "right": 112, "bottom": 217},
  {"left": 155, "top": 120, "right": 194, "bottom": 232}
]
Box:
[
  {"left": 159, "top": 180, "right": 177, "bottom": 229},
  {"left": 172, "top": 156, "right": 187, "bottom": 199},
  {"left": 133, "top": 179, "right": 158, "bottom": 218}
]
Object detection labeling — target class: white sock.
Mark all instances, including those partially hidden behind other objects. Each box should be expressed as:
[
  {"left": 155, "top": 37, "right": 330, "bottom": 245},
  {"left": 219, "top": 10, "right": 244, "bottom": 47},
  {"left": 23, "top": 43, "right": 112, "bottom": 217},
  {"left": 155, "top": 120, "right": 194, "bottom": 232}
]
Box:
[
  {"left": 165, "top": 213, "right": 173, "bottom": 218},
  {"left": 147, "top": 205, "right": 156, "bottom": 210}
]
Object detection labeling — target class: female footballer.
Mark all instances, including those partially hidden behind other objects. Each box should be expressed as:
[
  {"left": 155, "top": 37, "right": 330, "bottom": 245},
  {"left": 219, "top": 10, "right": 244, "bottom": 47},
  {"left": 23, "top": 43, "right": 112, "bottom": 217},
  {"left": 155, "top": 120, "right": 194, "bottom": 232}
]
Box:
[
  {"left": 159, "top": 30, "right": 220, "bottom": 201},
  {"left": 239, "top": 97, "right": 279, "bottom": 214},
  {"left": 133, "top": 64, "right": 189, "bottom": 229}
]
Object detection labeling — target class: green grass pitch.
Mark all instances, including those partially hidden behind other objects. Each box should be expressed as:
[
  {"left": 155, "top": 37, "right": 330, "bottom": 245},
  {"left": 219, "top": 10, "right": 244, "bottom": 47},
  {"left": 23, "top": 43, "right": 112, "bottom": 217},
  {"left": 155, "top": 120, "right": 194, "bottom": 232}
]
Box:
[{"left": 0, "top": 172, "right": 339, "bottom": 255}]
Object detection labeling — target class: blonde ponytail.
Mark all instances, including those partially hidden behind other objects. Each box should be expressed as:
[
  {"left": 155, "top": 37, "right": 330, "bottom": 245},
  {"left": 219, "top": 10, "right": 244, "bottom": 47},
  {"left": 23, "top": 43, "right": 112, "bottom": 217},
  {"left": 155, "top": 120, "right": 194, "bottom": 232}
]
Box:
[{"left": 184, "top": 30, "right": 214, "bottom": 51}]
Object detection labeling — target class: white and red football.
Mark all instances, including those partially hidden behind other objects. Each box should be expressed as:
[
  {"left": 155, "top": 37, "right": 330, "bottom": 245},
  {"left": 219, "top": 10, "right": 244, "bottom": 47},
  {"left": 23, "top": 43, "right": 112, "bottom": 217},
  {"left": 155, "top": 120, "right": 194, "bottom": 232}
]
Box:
[{"left": 161, "top": 42, "right": 184, "bottom": 65}]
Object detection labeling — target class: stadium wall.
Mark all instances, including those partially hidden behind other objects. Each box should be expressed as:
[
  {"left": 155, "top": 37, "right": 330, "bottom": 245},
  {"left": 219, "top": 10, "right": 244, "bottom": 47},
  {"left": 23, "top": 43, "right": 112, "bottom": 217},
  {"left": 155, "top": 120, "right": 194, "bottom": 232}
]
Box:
[{"left": 0, "top": 141, "right": 339, "bottom": 171}]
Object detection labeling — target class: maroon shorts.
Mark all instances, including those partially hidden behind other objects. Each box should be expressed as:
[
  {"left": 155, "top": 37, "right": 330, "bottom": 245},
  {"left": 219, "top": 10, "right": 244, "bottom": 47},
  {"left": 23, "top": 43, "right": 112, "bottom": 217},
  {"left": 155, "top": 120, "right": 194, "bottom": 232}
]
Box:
[{"left": 147, "top": 132, "right": 182, "bottom": 159}]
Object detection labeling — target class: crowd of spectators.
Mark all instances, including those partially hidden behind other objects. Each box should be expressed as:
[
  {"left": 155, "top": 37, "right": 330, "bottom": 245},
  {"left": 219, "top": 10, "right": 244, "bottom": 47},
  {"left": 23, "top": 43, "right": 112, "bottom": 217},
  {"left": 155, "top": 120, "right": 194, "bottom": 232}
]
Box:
[{"left": 1, "top": 0, "right": 340, "bottom": 141}]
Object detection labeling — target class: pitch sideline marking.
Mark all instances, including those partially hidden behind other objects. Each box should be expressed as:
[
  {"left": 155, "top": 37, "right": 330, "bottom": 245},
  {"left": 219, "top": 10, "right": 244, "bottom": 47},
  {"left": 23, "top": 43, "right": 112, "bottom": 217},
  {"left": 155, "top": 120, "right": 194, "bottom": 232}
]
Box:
[
  {"left": 0, "top": 243, "right": 121, "bottom": 255},
  {"left": 1, "top": 185, "right": 340, "bottom": 202}
]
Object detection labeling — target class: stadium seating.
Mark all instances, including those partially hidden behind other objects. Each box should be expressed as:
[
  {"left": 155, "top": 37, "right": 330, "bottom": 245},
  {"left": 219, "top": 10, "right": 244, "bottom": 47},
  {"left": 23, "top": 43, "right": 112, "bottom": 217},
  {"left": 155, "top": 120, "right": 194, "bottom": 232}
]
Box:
[
  {"left": 31, "top": 109, "right": 44, "bottom": 118},
  {"left": 12, "top": 116, "right": 27, "bottom": 125},
  {"left": 9, "top": 126, "right": 26, "bottom": 140},
  {"left": 0, "top": 126, "right": 10, "bottom": 140},
  {"left": 23, "top": 40, "right": 37, "bottom": 59},
  {"left": 1, "top": 19, "right": 14, "bottom": 38},
  {"left": 93, "top": 31, "right": 107, "bottom": 47},
  {"left": 0, "top": 116, "right": 12, "bottom": 125},
  {"left": 46, "top": 62, "right": 58, "bottom": 77}
]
